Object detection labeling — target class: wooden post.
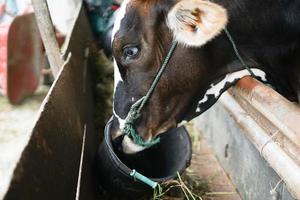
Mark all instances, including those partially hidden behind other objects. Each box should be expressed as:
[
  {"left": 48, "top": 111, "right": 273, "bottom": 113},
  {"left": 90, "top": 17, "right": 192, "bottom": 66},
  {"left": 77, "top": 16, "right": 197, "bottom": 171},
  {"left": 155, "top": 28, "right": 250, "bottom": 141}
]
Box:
[{"left": 32, "top": 0, "right": 64, "bottom": 77}]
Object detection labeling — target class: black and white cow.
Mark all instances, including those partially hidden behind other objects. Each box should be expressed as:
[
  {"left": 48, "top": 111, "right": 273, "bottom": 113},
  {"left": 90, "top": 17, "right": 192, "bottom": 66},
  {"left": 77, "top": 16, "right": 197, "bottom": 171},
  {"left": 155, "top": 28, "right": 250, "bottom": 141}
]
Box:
[{"left": 111, "top": 0, "right": 300, "bottom": 153}]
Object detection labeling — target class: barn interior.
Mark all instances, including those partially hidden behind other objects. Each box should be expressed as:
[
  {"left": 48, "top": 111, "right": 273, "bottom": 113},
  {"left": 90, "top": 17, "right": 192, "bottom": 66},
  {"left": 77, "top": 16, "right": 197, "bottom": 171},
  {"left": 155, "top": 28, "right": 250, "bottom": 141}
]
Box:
[{"left": 0, "top": 1, "right": 300, "bottom": 200}]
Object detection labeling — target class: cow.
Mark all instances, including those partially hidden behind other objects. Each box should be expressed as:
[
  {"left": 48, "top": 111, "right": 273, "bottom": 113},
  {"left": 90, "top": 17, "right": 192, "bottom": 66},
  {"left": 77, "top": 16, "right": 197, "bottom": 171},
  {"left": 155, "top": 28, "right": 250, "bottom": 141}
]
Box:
[{"left": 110, "top": 0, "right": 300, "bottom": 153}]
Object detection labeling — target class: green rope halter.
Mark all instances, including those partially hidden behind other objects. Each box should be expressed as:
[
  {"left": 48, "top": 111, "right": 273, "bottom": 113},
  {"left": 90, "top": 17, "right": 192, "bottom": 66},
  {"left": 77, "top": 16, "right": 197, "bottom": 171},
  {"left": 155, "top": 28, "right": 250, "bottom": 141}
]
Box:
[{"left": 122, "top": 41, "right": 178, "bottom": 148}]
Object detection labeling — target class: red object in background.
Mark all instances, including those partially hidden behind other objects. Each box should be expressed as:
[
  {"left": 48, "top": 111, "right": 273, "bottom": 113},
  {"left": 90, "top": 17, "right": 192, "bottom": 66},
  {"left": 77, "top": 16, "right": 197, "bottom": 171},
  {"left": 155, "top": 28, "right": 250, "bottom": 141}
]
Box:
[
  {"left": 0, "top": 23, "right": 9, "bottom": 95},
  {"left": 6, "top": 13, "right": 43, "bottom": 104},
  {"left": 0, "top": 12, "right": 44, "bottom": 104}
]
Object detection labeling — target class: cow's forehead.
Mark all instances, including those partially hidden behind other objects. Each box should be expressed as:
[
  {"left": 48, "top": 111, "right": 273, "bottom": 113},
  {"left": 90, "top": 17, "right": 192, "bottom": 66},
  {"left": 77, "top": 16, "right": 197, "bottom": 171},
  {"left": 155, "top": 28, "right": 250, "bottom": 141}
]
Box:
[
  {"left": 112, "top": 0, "right": 171, "bottom": 39},
  {"left": 111, "top": 0, "right": 163, "bottom": 87},
  {"left": 112, "top": 0, "right": 131, "bottom": 41}
]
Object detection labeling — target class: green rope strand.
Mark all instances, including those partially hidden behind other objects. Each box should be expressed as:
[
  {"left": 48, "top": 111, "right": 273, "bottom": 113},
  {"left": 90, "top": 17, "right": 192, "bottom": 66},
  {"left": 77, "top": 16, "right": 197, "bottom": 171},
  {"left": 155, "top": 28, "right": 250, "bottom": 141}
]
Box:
[
  {"left": 122, "top": 41, "right": 178, "bottom": 147},
  {"left": 130, "top": 169, "right": 163, "bottom": 199}
]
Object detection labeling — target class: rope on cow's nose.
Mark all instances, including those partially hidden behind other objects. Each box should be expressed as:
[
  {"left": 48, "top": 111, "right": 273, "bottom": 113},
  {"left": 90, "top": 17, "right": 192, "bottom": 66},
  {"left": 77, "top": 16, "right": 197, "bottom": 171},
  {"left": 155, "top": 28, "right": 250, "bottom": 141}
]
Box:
[
  {"left": 122, "top": 41, "right": 178, "bottom": 148},
  {"left": 123, "top": 97, "right": 160, "bottom": 147}
]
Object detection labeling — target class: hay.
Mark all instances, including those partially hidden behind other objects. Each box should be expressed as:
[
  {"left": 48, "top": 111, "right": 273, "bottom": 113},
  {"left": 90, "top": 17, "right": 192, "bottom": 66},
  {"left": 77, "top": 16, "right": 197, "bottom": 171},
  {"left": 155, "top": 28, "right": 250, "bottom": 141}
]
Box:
[
  {"left": 150, "top": 171, "right": 209, "bottom": 200},
  {"left": 89, "top": 45, "right": 114, "bottom": 132}
]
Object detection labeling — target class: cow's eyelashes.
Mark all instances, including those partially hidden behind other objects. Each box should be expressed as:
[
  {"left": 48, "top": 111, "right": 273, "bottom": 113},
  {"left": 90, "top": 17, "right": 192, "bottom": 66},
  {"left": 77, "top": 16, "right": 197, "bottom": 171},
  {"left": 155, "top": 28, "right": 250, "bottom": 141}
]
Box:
[{"left": 122, "top": 46, "right": 140, "bottom": 60}]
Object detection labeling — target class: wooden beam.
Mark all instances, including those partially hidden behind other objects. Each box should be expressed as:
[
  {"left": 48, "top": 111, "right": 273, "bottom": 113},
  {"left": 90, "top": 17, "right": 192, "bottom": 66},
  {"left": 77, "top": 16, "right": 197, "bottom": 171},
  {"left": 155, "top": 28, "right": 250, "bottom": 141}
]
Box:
[{"left": 32, "top": 0, "right": 64, "bottom": 77}]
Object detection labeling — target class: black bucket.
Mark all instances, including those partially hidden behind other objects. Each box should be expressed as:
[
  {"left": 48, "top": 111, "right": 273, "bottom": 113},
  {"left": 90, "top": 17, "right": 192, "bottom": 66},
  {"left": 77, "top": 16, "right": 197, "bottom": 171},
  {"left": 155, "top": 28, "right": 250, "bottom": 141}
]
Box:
[{"left": 96, "top": 118, "right": 192, "bottom": 199}]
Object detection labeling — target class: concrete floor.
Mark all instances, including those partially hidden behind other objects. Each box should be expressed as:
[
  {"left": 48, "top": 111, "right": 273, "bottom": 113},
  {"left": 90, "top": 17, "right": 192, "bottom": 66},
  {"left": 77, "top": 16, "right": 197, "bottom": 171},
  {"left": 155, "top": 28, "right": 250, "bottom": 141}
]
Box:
[{"left": 186, "top": 122, "right": 241, "bottom": 200}]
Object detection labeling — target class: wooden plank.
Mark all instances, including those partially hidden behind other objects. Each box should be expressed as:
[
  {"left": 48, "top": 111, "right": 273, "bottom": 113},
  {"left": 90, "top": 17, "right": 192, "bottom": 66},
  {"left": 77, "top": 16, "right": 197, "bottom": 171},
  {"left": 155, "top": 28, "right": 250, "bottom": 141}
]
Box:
[
  {"left": 32, "top": 0, "right": 64, "bottom": 77},
  {"left": 3, "top": 5, "right": 98, "bottom": 200}
]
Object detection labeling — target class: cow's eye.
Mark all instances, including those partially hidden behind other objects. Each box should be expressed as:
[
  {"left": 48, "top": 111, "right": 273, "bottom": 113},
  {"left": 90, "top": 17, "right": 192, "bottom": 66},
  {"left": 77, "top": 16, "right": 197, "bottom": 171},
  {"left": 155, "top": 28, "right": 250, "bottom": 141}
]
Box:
[{"left": 123, "top": 46, "right": 139, "bottom": 60}]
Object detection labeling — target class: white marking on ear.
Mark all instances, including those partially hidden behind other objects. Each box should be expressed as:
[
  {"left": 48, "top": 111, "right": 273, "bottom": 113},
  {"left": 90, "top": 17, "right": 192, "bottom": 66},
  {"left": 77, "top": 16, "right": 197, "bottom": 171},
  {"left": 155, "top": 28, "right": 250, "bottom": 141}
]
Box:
[
  {"left": 111, "top": 0, "right": 131, "bottom": 42},
  {"left": 167, "top": 0, "right": 228, "bottom": 47},
  {"left": 122, "top": 135, "right": 146, "bottom": 154},
  {"left": 196, "top": 68, "right": 266, "bottom": 111}
]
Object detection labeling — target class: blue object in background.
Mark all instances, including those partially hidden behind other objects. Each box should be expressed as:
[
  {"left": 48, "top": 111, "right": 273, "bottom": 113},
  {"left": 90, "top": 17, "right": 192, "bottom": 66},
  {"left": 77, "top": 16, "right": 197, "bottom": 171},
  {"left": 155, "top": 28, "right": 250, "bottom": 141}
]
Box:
[
  {"left": 85, "top": 0, "right": 119, "bottom": 55},
  {"left": 0, "top": 0, "right": 18, "bottom": 22},
  {"left": 85, "top": 0, "right": 116, "bottom": 35}
]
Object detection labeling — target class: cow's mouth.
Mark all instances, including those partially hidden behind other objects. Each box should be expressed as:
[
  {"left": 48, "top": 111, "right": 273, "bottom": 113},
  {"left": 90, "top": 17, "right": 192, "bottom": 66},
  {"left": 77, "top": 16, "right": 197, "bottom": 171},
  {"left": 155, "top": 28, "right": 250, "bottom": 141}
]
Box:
[{"left": 111, "top": 115, "right": 181, "bottom": 154}]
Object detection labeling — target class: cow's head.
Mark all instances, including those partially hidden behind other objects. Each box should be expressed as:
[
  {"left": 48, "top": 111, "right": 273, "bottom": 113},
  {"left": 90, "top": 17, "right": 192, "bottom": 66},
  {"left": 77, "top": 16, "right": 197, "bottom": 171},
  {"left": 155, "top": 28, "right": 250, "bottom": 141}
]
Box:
[{"left": 111, "top": 0, "right": 228, "bottom": 153}]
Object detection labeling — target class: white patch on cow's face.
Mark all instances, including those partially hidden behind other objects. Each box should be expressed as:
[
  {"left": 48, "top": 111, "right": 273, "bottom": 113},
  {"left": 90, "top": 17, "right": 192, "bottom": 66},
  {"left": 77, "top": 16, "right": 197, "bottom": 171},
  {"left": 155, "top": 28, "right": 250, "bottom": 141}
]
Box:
[
  {"left": 111, "top": 0, "right": 131, "bottom": 42},
  {"left": 112, "top": 0, "right": 131, "bottom": 95},
  {"left": 113, "top": 59, "right": 123, "bottom": 91},
  {"left": 111, "top": 0, "right": 130, "bottom": 85},
  {"left": 110, "top": 0, "right": 146, "bottom": 154},
  {"left": 111, "top": 0, "right": 131, "bottom": 131},
  {"left": 196, "top": 68, "right": 266, "bottom": 111},
  {"left": 113, "top": 108, "right": 126, "bottom": 129},
  {"left": 112, "top": 60, "right": 125, "bottom": 130},
  {"left": 122, "top": 135, "right": 146, "bottom": 154}
]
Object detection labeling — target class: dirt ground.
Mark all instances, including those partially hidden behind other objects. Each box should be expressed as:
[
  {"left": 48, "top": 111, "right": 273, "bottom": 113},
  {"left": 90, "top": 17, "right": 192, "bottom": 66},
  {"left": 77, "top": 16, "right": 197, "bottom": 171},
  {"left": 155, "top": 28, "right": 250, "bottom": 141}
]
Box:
[
  {"left": 172, "top": 123, "right": 241, "bottom": 200},
  {"left": 0, "top": 86, "right": 49, "bottom": 141},
  {"left": 188, "top": 135, "right": 241, "bottom": 200}
]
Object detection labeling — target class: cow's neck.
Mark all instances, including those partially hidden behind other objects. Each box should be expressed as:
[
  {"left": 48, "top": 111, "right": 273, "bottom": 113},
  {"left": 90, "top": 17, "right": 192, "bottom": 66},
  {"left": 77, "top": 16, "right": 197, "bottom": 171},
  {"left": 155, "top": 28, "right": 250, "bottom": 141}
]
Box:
[
  {"left": 182, "top": 34, "right": 267, "bottom": 121},
  {"left": 194, "top": 68, "right": 266, "bottom": 114}
]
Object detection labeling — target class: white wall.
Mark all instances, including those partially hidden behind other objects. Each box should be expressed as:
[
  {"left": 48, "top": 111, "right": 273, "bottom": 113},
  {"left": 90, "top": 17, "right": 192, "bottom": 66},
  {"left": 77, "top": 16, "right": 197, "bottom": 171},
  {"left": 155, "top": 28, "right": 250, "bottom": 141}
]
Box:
[{"left": 46, "top": 0, "right": 81, "bottom": 35}]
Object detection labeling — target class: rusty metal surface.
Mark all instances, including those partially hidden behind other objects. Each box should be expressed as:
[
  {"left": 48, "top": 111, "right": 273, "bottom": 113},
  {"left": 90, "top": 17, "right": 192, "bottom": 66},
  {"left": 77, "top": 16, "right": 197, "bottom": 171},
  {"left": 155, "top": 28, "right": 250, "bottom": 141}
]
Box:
[
  {"left": 229, "top": 87, "right": 300, "bottom": 166},
  {"left": 229, "top": 77, "right": 300, "bottom": 164},
  {"left": 233, "top": 77, "right": 300, "bottom": 148},
  {"left": 4, "top": 6, "right": 99, "bottom": 200}
]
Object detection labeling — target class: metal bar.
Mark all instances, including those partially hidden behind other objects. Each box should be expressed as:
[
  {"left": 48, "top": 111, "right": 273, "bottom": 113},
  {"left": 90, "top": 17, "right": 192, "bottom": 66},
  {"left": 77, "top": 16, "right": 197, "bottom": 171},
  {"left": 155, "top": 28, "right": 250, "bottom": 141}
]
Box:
[
  {"left": 32, "top": 0, "right": 64, "bottom": 77},
  {"left": 217, "top": 76, "right": 300, "bottom": 199},
  {"left": 220, "top": 91, "right": 300, "bottom": 199},
  {"left": 233, "top": 77, "right": 300, "bottom": 149}
]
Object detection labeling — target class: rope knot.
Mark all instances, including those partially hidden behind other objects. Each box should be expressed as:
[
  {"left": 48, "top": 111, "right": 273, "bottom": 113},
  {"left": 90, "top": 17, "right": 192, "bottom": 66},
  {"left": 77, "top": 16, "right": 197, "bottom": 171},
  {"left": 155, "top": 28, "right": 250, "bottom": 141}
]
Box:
[
  {"left": 122, "top": 97, "right": 160, "bottom": 148},
  {"left": 124, "top": 97, "right": 144, "bottom": 124}
]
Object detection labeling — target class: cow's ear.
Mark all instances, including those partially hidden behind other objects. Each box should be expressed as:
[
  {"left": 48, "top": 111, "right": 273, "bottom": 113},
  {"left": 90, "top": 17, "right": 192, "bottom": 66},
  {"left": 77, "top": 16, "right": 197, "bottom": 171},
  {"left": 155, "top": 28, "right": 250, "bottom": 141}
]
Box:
[{"left": 167, "top": 0, "right": 228, "bottom": 47}]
